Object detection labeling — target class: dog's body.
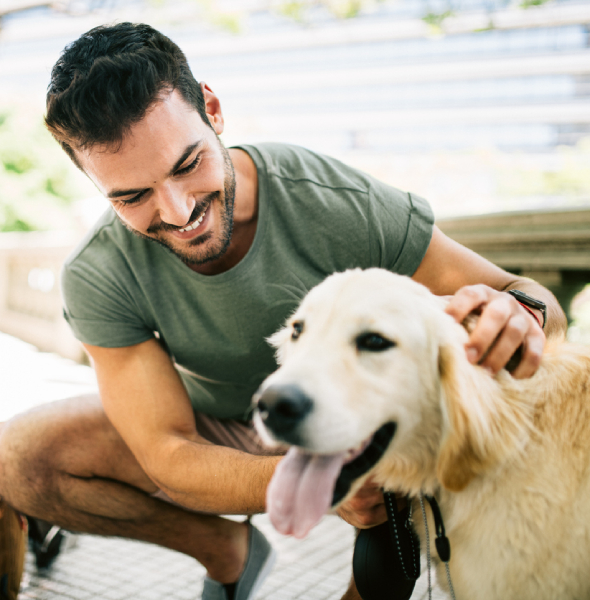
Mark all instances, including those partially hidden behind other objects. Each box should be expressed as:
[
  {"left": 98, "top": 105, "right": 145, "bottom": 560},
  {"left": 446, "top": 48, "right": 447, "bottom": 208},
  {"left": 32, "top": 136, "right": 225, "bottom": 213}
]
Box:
[{"left": 254, "top": 269, "right": 590, "bottom": 600}]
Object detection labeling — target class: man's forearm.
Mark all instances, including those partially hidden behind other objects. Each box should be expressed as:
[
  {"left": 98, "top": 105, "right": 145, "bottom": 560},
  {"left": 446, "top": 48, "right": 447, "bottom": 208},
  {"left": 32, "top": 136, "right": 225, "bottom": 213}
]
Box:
[
  {"left": 147, "top": 438, "right": 281, "bottom": 514},
  {"left": 503, "top": 277, "right": 567, "bottom": 339}
]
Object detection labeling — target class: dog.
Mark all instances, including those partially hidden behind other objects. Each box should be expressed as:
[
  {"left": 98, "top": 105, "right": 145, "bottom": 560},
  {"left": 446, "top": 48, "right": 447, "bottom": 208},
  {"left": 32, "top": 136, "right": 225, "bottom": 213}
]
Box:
[{"left": 253, "top": 268, "right": 590, "bottom": 600}]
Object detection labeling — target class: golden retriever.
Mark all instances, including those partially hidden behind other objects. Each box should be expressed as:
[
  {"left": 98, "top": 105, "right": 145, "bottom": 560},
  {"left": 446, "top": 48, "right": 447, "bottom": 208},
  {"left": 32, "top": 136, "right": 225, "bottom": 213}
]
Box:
[{"left": 253, "top": 268, "right": 590, "bottom": 600}]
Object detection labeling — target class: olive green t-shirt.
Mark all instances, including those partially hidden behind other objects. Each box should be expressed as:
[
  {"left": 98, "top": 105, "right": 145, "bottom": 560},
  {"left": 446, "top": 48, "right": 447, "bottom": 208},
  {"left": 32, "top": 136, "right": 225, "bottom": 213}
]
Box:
[{"left": 62, "top": 143, "right": 434, "bottom": 419}]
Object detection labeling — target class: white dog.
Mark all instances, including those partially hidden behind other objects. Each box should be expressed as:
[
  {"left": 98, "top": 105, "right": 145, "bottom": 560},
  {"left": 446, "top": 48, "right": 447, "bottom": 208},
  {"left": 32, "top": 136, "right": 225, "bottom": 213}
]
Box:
[{"left": 254, "top": 268, "right": 590, "bottom": 600}]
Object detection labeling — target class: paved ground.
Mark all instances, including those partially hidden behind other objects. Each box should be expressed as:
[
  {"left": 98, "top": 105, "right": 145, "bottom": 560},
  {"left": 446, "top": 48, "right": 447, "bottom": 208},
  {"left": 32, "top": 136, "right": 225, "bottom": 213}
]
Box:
[{"left": 2, "top": 332, "right": 446, "bottom": 599}]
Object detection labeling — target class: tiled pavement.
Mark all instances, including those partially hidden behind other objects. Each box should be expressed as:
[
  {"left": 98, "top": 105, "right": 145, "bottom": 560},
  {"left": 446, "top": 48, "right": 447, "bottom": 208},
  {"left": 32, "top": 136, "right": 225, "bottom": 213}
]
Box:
[
  {"left": 19, "top": 515, "right": 357, "bottom": 600},
  {"left": 2, "top": 332, "right": 446, "bottom": 599}
]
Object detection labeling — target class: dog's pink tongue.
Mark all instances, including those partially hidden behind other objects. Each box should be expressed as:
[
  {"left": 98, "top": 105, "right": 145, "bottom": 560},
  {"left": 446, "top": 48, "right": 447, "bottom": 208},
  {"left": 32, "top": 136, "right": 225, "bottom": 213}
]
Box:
[{"left": 267, "top": 447, "right": 346, "bottom": 539}]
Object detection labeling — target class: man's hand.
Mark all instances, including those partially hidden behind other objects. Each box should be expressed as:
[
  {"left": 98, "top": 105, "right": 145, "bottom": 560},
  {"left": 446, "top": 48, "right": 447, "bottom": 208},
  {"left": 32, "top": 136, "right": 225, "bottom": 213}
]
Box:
[
  {"left": 336, "top": 477, "right": 387, "bottom": 529},
  {"left": 445, "top": 284, "right": 546, "bottom": 379}
]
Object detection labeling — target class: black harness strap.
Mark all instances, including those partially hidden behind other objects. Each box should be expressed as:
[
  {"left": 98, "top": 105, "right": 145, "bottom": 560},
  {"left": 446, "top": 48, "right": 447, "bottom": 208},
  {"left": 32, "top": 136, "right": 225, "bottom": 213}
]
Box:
[{"left": 383, "top": 492, "right": 421, "bottom": 581}]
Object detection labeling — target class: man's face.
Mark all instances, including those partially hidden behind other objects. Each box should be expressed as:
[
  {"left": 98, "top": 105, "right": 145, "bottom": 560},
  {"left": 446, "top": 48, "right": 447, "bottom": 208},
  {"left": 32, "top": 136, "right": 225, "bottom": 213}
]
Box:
[{"left": 77, "top": 90, "right": 236, "bottom": 267}]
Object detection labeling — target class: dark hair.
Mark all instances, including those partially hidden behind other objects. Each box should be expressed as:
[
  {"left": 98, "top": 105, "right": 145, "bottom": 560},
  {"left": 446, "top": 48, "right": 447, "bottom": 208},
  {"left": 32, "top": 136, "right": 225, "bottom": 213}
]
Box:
[{"left": 45, "top": 22, "right": 211, "bottom": 166}]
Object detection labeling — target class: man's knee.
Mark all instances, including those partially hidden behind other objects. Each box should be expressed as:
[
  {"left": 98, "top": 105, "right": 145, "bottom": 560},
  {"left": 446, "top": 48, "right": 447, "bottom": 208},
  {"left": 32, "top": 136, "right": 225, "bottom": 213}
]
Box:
[
  {"left": 0, "top": 417, "right": 53, "bottom": 514},
  {"left": 0, "top": 395, "right": 103, "bottom": 514}
]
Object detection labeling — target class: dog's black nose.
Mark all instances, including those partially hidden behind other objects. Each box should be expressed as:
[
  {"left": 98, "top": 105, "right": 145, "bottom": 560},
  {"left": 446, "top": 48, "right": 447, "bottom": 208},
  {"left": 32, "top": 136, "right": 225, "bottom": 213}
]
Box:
[{"left": 256, "top": 384, "right": 313, "bottom": 439}]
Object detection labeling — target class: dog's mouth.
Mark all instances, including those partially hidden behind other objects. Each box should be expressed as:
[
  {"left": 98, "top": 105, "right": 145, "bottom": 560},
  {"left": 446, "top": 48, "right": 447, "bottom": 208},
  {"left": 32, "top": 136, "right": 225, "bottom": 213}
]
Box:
[
  {"left": 266, "top": 421, "right": 396, "bottom": 539},
  {"left": 331, "top": 421, "right": 397, "bottom": 506}
]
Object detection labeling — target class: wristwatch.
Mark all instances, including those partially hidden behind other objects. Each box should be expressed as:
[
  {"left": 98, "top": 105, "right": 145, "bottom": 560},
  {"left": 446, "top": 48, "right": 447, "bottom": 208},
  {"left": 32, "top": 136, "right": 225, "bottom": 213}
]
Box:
[{"left": 506, "top": 289, "right": 547, "bottom": 329}]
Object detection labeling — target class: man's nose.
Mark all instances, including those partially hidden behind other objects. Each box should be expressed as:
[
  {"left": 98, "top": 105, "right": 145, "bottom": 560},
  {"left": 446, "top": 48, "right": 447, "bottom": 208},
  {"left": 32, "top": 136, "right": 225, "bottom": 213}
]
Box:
[{"left": 155, "top": 182, "right": 194, "bottom": 227}]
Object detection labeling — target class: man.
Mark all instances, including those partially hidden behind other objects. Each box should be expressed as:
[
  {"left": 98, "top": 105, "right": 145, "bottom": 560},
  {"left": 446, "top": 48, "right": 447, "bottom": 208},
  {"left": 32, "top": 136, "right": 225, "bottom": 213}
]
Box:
[{"left": 0, "top": 22, "right": 565, "bottom": 600}]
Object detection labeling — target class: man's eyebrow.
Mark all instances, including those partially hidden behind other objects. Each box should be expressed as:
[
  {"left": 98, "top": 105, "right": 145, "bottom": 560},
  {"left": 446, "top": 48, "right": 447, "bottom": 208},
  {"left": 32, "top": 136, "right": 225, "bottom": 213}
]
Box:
[{"left": 106, "top": 140, "right": 204, "bottom": 199}]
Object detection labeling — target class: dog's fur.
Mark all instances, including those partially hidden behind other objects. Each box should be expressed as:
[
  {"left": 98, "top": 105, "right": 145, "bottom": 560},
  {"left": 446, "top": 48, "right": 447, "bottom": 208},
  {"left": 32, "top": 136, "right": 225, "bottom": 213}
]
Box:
[{"left": 256, "top": 269, "right": 590, "bottom": 600}]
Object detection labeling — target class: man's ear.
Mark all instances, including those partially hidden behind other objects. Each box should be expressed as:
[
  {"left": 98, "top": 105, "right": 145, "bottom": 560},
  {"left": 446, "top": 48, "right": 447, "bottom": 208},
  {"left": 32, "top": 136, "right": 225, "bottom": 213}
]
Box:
[
  {"left": 200, "top": 82, "right": 224, "bottom": 135},
  {"left": 436, "top": 344, "right": 489, "bottom": 492}
]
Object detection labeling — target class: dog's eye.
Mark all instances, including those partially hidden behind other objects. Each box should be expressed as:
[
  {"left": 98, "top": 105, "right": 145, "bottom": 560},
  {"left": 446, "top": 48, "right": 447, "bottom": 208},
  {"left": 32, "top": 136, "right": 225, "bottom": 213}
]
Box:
[
  {"left": 356, "top": 332, "right": 395, "bottom": 352},
  {"left": 292, "top": 321, "right": 304, "bottom": 340}
]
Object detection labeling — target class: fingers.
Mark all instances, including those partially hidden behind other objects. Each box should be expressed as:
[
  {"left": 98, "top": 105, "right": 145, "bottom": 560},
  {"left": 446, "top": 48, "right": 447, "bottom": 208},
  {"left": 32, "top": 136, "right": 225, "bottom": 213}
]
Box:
[
  {"left": 337, "top": 480, "right": 387, "bottom": 529},
  {"left": 468, "top": 295, "right": 524, "bottom": 369},
  {"left": 338, "top": 499, "right": 387, "bottom": 529},
  {"left": 445, "top": 285, "right": 545, "bottom": 378},
  {"left": 509, "top": 327, "right": 544, "bottom": 379},
  {"left": 444, "top": 284, "right": 491, "bottom": 325}
]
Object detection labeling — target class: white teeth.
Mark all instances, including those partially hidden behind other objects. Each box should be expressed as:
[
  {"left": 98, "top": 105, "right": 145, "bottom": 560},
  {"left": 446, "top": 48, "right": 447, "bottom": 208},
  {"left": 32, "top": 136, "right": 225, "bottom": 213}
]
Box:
[{"left": 178, "top": 211, "right": 205, "bottom": 233}]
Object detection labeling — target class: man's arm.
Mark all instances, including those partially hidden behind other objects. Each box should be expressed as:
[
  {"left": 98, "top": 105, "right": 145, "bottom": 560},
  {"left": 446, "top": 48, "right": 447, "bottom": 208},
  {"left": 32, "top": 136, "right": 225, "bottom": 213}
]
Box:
[
  {"left": 413, "top": 225, "right": 567, "bottom": 378},
  {"left": 84, "top": 338, "right": 280, "bottom": 514}
]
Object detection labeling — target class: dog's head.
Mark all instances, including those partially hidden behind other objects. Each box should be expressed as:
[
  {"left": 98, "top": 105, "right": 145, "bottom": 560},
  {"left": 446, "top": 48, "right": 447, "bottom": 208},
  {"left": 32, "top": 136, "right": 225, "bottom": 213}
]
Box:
[{"left": 254, "top": 269, "right": 528, "bottom": 537}]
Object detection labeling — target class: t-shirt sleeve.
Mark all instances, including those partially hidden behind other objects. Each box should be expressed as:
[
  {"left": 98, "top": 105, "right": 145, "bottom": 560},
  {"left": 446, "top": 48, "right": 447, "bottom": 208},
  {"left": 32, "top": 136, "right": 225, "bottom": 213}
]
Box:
[
  {"left": 61, "top": 255, "right": 154, "bottom": 348},
  {"left": 367, "top": 179, "right": 435, "bottom": 276}
]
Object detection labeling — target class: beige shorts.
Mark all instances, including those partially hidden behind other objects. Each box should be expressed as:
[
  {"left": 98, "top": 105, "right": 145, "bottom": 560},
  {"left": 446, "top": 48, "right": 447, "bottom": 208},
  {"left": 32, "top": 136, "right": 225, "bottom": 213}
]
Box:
[
  {"left": 193, "top": 412, "right": 285, "bottom": 457},
  {"left": 151, "top": 412, "right": 285, "bottom": 509}
]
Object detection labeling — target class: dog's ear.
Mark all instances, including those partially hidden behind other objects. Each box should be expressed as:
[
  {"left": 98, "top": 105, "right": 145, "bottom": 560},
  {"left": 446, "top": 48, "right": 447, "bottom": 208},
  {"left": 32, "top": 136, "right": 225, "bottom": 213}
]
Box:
[
  {"left": 436, "top": 338, "right": 532, "bottom": 493},
  {"left": 267, "top": 326, "right": 292, "bottom": 365},
  {"left": 436, "top": 343, "right": 491, "bottom": 492}
]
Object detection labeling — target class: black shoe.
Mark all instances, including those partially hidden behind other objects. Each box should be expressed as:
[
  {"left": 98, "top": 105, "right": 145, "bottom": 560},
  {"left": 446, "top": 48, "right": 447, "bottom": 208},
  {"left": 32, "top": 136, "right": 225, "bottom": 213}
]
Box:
[{"left": 26, "top": 517, "right": 64, "bottom": 571}]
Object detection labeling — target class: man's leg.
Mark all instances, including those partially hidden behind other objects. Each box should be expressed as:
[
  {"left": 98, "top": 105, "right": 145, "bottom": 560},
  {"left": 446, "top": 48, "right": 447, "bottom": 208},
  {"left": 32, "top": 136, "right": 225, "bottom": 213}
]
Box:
[{"left": 0, "top": 396, "right": 248, "bottom": 585}]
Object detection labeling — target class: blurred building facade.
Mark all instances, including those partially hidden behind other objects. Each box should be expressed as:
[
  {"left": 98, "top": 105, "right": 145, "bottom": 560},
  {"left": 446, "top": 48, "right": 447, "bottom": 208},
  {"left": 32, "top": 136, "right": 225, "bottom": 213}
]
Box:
[
  {"left": 0, "top": 0, "right": 588, "bottom": 154},
  {"left": 0, "top": 0, "right": 589, "bottom": 358}
]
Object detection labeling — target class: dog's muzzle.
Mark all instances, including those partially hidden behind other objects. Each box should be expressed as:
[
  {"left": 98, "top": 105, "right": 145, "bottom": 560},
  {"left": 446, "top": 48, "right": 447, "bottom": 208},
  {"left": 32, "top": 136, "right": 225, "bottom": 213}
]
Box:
[{"left": 255, "top": 384, "right": 313, "bottom": 445}]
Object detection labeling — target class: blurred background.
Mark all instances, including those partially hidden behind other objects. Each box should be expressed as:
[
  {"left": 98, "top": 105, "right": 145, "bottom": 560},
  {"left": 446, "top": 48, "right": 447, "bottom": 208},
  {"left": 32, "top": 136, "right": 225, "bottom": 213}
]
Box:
[{"left": 0, "top": 0, "right": 589, "bottom": 365}]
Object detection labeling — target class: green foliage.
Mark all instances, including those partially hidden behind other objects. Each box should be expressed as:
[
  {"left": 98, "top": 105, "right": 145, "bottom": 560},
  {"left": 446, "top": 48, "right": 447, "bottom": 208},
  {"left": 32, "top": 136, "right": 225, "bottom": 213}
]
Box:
[
  {"left": 0, "top": 108, "right": 95, "bottom": 232},
  {"left": 519, "top": 0, "right": 552, "bottom": 8},
  {"left": 421, "top": 0, "right": 554, "bottom": 30},
  {"left": 174, "top": 0, "right": 379, "bottom": 31},
  {"left": 422, "top": 9, "right": 455, "bottom": 34},
  {"left": 422, "top": 9, "right": 454, "bottom": 27},
  {"left": 276, "top": 1, "right": 305, "bottom": 21},
  {"left": 273, "top": 0, "right": 382, "bottom": 23},
  {"left": 146, "top": 0, "right": 553, "bottom": 32},
  {"left": 210, "top": 12, "right": 242, "bottom": 33},
  {"left": 326, "top": 0, "right": 366, "bottom": 19},
  {"left": 474, "top": 20, "right": 496, "bottom": 32},
  {"left": 147, "top": 0, "right": 245, "bottom": 34},
  {"left": 0, "top": 204, "right": 35, "bottom": 232}
]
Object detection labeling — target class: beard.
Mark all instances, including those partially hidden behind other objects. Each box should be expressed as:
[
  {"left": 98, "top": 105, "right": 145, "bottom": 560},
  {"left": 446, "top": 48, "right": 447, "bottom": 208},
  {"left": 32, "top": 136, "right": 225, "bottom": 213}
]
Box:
[{"left": 120, "top": 142, "right": 237, "bottom": 267}]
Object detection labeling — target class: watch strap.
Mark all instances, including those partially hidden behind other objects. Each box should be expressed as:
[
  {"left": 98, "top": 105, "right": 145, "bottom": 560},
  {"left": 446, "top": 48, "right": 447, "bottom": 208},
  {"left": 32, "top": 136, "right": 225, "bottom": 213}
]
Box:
[
  {"left": 506, "top": 289, "right": 546, "bottom": 329},
  {"left": 517, "top": 302, "right": 543, "bottom": 328}
]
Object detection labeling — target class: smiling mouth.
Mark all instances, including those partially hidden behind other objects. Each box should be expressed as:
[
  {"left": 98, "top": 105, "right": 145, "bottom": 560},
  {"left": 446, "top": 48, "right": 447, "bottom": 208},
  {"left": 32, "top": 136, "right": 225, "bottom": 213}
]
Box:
[
  {"left": 177, "top": 207, "right": 207, "bottom": 232},
  {"left": 331, "top": 421, "right": 397, "bottom": 506},
  {"left": 148, "top": 192, "right": 218, "bottom": 236}
]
